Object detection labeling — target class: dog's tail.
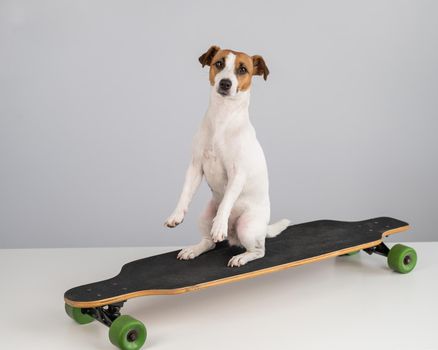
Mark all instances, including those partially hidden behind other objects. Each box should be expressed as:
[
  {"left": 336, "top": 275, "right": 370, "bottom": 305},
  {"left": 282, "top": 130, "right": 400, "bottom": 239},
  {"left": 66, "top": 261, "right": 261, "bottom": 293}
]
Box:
[{"left": 266, "top": 218, "right": 291, "bottom": 238}]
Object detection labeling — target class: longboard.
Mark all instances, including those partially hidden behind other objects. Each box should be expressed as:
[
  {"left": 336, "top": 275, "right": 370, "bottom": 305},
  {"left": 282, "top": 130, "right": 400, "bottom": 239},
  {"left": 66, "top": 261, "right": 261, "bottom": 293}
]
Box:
[{"left": 64, "top": 217, "right": 416, "bottom": 350}]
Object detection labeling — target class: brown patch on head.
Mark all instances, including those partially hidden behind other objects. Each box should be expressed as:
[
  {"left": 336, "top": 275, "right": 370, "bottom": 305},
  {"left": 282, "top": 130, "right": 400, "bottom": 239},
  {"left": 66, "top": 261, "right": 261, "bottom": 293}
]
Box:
[
  {"left": 205, "top": 49, "right": 232, "bottom": 86},
  {"left": 199, "top": 46, "right": 270, "bottom": 90},
  {"left": 233, "top": 52, "right": 254, "bottom": 92}
]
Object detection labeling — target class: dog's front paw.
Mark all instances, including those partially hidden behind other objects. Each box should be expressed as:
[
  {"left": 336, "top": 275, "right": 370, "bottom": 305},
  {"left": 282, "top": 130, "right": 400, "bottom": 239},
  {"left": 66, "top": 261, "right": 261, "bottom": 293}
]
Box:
[
  {"left": 177, "top": 247, "right": 196, "bottom": 260},
  {"left": 164, "top": 209, "right": 185, "bottom": 228},
  {"left": 210, "top": 219, "right": 228, "bottom": 243}
]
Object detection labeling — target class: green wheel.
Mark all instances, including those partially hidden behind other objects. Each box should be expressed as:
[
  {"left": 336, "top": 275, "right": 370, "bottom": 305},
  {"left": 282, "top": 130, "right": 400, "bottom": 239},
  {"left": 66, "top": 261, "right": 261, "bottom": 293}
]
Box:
[
  {"left": 109, "top": 315, "right": 147, "bottom": 350},
  {"left": 387, "top": 244, "right": 417, "bottom": 274},
  {"left": 346, "top": 250, "right": 360, "bottom": 256},
  {"left": 65, "top": 304, "right": 94, "bottom": 324},
  {"left": 341, "top": 250, "right": 360, "bottom": 256}
]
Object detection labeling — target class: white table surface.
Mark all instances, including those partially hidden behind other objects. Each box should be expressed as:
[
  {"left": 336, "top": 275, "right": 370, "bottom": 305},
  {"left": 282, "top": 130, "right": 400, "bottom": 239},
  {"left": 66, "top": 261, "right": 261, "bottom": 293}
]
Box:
[{"left": 1, "top": 243, "right": 437, "bottom": 350}]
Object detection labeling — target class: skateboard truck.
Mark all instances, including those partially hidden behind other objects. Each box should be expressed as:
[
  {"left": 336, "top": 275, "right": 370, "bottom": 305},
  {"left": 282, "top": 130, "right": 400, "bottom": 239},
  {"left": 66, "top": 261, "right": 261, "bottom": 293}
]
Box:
[
  {"left": 65, "top": 301, "right": 147, "bottom": 350},
  {"left": 363, "top": 242, "right": 417, "bottom": 271},
  {"left": 363, "top": 242, "right": 390, "bottom": 257},
  {"left": 83, "top": 301, "right": 126, "bottom": 327},
  {"left": 84, "top": 302, "right": 144, "bottom": 346}
]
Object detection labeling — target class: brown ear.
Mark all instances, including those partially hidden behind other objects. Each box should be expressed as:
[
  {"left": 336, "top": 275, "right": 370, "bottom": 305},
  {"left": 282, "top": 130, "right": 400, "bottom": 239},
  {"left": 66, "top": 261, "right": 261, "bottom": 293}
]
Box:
[
  {"left": 252, "top": 55, "right": 270, "bottom": 80},
  {"left": 199, "top": 45, "right": 220, "bottom": 67}
]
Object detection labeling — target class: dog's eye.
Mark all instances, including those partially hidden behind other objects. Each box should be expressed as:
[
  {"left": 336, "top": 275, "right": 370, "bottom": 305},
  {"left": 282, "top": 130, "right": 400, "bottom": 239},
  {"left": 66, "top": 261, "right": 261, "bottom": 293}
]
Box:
[
  {"left": 238, "top": 66, "right": 247, "bottom": 75},
  {"left": 214, "top": 61, "right": 223, "bottom": 69}
]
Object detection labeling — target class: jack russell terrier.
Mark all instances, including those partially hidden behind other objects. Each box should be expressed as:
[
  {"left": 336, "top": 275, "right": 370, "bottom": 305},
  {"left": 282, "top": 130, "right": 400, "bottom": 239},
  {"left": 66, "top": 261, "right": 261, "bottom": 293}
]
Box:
[{"left": 164, "top": 45, "right": 290, "bottom": 267}]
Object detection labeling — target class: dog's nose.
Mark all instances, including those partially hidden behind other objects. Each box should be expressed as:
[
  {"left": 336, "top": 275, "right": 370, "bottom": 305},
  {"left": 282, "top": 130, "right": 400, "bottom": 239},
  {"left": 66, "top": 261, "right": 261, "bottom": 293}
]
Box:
[{"left": 219, "top": 79, "right": 232, "bottom": 91}]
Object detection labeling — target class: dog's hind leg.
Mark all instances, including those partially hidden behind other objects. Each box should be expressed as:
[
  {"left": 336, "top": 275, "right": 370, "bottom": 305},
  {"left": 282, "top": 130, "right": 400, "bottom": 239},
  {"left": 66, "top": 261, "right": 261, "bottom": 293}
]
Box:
[
  {"left": 177, "top": 199, "right": 217, "bottom": 260},
  {"left": 227, "top": 221, "right": 241, "bottom": 247},
  {"left": 228, "top": 211, "right": 268, "bottom": 267}
]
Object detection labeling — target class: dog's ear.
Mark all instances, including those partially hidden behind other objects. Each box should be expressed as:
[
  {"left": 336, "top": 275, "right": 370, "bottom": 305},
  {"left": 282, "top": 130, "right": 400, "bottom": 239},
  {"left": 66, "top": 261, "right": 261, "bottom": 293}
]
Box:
[
  {"left": 252, "top": 55, "right": 270, "bottom": 80},
  {"left": 199, "top": 45, "right": 220, "bottom": 67}
]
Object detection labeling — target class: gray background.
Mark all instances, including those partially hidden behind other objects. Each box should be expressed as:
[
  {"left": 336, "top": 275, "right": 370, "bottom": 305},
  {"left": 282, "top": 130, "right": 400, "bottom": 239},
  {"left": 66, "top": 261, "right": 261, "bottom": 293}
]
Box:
[{"left": 1, "top": 0, "right": 437, "bottom": 248}]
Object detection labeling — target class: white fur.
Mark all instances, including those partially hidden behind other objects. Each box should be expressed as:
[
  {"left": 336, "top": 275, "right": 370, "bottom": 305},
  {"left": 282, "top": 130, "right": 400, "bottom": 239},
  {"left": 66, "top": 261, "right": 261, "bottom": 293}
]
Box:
[
  {"left": 214, "top": 53, "right": 239, "bottom": 96},
  {"left": 165, "top": 52, "right": 290, "bottom": 267}
]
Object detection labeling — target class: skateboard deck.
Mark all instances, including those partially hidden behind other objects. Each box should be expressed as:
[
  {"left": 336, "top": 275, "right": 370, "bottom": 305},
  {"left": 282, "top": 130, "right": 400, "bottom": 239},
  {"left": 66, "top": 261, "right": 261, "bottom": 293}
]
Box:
[{"left": 65, "top": 216, "right": 410, "bottom": 308}]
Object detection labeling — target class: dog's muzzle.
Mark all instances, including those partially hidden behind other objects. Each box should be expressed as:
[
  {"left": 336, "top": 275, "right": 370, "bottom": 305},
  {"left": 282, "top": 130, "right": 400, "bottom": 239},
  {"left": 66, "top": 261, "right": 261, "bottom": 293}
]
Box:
[{"left": 217, "top": 78, "right": 232, "bottom": 96}]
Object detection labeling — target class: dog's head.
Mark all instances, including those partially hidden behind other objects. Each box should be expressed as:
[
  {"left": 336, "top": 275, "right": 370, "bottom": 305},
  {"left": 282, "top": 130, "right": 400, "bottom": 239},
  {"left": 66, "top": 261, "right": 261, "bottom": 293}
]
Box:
[{"left": 199, "top": 46, "right": 269, "bottom": 98}]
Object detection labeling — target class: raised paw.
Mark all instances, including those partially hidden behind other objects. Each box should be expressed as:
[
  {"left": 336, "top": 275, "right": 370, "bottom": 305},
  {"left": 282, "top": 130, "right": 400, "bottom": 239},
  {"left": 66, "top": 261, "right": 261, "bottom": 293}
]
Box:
[
  {"left": 177, "top": 247, "right": 196, "bottom": 260},
  {"left": 210, "top": 219, "right": 228, "bottom": 243},
  {"left": 164, "top": 209, "right": 185, "bottom": 228}
]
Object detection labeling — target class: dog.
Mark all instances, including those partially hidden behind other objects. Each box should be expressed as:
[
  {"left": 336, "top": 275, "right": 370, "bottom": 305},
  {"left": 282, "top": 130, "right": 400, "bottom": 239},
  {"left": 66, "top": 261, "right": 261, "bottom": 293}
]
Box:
[{"left": 164, "top": 45, "right": 290, "bottom": 267}]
